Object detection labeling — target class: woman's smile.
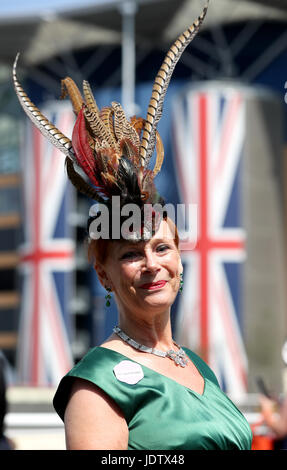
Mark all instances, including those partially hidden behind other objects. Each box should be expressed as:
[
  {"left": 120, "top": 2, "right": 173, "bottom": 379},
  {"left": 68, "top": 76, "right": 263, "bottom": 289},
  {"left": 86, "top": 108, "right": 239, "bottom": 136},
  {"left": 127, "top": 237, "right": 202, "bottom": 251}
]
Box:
[{"left": 139, "top": 280, "right": 167, "bottom": 290}]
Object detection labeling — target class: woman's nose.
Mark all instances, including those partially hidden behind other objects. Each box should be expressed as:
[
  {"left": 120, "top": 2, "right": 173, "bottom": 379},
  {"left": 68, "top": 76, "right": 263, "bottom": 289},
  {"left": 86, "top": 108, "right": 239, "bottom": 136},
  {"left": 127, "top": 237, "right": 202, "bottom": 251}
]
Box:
[{"left": 142, "top": 251, "right": 160, "bottom": 272}]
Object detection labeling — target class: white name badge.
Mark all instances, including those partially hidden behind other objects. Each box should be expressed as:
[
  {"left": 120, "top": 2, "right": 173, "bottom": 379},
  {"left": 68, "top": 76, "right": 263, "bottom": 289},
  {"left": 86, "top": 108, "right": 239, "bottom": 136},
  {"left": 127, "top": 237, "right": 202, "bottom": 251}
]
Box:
[{"left": 113, "top": 360, "right": 144, "bottom": 385}]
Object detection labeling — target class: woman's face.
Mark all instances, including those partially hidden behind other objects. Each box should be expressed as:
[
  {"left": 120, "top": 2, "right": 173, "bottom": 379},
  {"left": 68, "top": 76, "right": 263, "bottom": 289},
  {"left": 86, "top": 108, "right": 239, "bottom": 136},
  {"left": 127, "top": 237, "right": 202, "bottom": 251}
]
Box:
[{"left": 96, "top": 219, "right": 183, "bottom": 316}]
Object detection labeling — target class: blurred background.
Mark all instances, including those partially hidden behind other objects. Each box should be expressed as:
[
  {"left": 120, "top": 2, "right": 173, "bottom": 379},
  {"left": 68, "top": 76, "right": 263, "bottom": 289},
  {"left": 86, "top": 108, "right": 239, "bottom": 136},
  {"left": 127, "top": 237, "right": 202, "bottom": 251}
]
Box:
[{"left": 0, "top": 0, "right": 287, "bottom": 450}]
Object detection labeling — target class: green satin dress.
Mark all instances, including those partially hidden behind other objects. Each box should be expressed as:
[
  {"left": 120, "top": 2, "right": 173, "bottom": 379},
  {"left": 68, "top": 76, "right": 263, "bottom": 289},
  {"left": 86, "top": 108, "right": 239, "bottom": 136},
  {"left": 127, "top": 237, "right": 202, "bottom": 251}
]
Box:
[{"left": 53, "top": 346, "right": 252, "bottom": 450}]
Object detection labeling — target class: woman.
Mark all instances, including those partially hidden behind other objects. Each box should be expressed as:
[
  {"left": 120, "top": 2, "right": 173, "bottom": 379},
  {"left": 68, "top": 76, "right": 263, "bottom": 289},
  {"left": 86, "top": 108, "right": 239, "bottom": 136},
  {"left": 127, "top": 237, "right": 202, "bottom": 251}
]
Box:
[
  {"left": 13, "top": 2, "right": 252, "bottom": 450},
  {"left": 53, "top": 217, "right": 252, "bottom": 450}
]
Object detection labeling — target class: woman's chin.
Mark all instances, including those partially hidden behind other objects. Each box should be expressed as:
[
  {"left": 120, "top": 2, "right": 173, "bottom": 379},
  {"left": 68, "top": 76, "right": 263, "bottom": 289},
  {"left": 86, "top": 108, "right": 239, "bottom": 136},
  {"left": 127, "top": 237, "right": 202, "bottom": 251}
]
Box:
[{"left": 137, "top": 289, "right": 176, "bottom": 309}]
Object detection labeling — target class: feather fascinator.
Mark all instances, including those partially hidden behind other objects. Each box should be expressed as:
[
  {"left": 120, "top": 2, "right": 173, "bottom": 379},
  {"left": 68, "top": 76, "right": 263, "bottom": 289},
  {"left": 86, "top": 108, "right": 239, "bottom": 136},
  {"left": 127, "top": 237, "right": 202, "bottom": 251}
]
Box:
[{"left": 13, "top": 2, "right": 209, "bottom": 240}]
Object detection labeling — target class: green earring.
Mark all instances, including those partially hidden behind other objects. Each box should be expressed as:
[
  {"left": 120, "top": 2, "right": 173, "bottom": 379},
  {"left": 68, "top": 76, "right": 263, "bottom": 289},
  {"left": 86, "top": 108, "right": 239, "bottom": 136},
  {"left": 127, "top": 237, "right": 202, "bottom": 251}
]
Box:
[
  {"left": 179, "top": 273, "right": 183, "bottom": 292},
  {"left": 105, "top": 287, "right": 112, "bottom": 307}
]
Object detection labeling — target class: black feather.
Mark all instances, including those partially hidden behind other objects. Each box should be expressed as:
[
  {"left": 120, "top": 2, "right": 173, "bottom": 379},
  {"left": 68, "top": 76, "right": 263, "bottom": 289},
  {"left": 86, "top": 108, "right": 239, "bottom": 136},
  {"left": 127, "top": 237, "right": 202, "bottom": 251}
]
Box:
[
  {"left": 117, "top": 156, "right": 142, "bottom": 204},
  {"left": 65, "top": 157, "right": 106, "bottom": 203}
]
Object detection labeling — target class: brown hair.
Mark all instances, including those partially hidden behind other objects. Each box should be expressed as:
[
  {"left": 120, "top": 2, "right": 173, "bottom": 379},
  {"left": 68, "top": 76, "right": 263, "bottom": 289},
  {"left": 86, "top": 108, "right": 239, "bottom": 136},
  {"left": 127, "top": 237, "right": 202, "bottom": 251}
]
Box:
[{"left": 87, "top": 217, "right": 179, "bottom": 266}]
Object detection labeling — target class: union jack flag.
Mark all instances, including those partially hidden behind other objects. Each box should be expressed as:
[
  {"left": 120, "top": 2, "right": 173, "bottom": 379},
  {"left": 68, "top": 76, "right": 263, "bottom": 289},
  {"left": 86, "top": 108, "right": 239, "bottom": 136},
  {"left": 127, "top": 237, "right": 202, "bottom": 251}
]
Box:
[
  {"left": 173, "top": 85, "right": 248, "bottom": 398},
  {"left": 17, "top": 104, "right": 75, "bottom": 386}
]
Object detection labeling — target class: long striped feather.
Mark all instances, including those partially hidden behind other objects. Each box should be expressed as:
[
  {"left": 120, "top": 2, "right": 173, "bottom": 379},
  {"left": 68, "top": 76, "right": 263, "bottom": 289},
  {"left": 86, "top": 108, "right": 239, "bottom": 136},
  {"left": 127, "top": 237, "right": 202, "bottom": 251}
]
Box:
[
  {"left": 13, "top": 53, "right": 76, "bottom": 163},
  {"left": 139, "top": 1, "right": 209, "bottom": 166}
]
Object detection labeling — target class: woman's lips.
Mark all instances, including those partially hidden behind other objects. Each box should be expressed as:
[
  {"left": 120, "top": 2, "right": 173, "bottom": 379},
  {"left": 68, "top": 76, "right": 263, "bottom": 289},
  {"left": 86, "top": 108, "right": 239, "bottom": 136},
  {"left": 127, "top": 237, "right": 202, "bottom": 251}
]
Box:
[{"left": 139, "top": 280, "right": 167, "bottom": 290}]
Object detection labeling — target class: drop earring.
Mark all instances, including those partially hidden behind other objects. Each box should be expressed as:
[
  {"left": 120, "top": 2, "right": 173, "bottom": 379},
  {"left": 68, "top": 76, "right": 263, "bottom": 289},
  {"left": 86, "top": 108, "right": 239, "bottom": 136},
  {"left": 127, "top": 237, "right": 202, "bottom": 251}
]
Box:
[
  {"left": 179, "top": 272, "right": 183, "bottom": 292},
  {"left": 105, "top": 287, "right": 112, "bottom": 307}
]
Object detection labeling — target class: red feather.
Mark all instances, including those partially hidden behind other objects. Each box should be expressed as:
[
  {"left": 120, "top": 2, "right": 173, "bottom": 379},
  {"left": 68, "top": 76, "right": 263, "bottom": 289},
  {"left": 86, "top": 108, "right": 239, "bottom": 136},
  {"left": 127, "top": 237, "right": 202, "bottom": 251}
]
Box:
[{"left": 72, "top": 107, "right": 106, "bottom": 191}]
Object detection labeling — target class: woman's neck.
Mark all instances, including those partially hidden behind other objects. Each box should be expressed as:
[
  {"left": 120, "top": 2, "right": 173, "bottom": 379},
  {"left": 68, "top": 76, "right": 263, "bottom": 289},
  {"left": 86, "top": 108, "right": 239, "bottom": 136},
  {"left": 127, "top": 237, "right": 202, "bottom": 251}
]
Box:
[{"left": 116, "top": 312, "right": 174, "bottom": 351}]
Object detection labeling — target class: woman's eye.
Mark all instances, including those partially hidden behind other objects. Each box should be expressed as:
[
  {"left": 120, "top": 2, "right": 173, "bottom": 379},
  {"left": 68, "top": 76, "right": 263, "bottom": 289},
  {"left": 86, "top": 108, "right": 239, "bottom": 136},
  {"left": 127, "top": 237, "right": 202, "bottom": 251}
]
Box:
[
  {"left": 156, "top": 244, "right": 169, "bottom": 253},
  {"left": 121, "top": 251, "right": 139, "bottom": 260}
]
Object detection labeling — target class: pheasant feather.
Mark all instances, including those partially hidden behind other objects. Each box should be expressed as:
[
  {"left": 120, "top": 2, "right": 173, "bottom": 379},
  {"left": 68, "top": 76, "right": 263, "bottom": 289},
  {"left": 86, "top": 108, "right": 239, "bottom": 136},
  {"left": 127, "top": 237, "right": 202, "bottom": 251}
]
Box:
[
  {"left": 60, "top": 77, "right": 85, "bottom": 116},
  {"left": 82, "top": 80, "right": 99, "bottom": 114},
  {"left": 13, "top": 3, "right": 209, "bottom": 213},
  {"left": 140, "top": 1, "right": 209, "bottom": 166},
  {"left": 72, "top": 107, "right": 105, "bottom": 192},
  {"left": 65, "top": 157, "right": 105, "bottom": 203}
]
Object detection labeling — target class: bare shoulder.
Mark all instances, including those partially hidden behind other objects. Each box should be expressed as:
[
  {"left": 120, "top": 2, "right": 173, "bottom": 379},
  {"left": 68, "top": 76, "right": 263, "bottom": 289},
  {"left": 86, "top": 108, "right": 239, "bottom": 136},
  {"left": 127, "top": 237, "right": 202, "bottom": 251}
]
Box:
[{"left": 64, "top": 377, "right": 129, "bottom": 450}]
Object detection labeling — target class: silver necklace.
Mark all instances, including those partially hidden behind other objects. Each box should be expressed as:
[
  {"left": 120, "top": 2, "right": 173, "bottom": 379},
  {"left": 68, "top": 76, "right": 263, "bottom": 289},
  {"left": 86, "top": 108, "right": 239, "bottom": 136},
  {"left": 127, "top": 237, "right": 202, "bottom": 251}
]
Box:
[{"left": 113, "top": 326, "right": 188, "bottom": 367}]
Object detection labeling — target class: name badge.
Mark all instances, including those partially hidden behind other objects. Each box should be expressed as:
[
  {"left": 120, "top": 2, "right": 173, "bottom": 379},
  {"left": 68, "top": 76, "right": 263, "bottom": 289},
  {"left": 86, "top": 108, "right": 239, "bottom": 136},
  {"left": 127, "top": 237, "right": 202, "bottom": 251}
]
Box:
[{"left": 113, "top": 360, "right": 144, "bottom": 385}]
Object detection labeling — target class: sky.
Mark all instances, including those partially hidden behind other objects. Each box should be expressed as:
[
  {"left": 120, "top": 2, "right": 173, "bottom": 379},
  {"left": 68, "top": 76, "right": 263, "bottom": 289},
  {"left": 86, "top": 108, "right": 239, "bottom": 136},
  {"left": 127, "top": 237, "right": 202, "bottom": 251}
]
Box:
[{"left": 0, "top": 0, "right": 121, "bottom": 19}]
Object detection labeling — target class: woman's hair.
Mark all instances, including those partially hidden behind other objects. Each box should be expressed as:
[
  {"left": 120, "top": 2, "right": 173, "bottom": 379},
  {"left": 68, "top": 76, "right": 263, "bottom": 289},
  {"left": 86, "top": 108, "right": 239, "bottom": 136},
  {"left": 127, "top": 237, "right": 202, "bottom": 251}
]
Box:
[{"left": 87, "top": 217, "right": 180, "bottom": 266}]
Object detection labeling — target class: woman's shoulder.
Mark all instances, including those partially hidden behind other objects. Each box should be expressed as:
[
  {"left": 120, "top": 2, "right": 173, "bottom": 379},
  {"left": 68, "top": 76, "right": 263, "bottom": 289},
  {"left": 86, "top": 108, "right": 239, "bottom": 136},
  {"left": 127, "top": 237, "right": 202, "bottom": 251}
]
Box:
[
  {"left": 66, "top": 344, "right": 125, "bottom": 380},
  {"left": 53, "top": 345, "right": 128, "bottom": 422},
  {"left": 54, "top": 343, "right": 142, "bottom": 423}
]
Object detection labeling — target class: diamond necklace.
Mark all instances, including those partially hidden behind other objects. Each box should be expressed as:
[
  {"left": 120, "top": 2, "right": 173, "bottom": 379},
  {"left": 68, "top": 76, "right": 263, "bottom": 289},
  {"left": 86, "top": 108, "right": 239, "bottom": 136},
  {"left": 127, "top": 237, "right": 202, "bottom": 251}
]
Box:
[{"left": 113, "top": 326, "right": 188, "bottom": 367}]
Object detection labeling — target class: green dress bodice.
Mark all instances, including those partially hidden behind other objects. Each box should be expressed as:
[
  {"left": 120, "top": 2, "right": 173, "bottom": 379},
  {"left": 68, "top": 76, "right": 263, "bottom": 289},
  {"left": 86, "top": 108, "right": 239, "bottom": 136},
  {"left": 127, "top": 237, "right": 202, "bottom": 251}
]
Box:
[{"left": 53, "top": 346, "right": 252, "bottom": 450}]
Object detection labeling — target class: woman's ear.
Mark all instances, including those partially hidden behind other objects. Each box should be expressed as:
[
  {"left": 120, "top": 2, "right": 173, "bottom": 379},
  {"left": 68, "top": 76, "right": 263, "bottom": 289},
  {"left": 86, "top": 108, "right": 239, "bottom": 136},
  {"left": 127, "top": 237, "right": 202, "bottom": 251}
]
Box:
[{"left": 94, "top": 263, "right": 113, "bottom": 291}]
